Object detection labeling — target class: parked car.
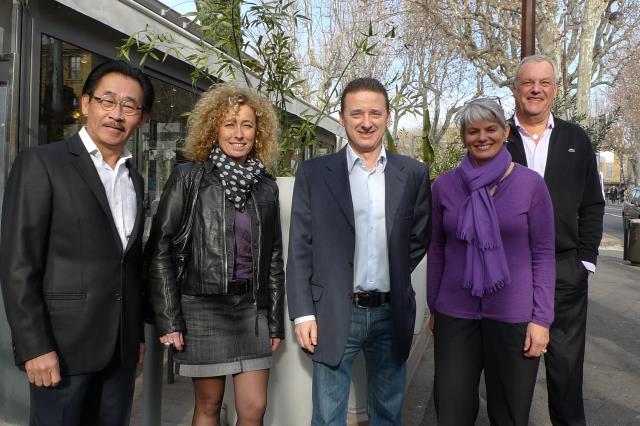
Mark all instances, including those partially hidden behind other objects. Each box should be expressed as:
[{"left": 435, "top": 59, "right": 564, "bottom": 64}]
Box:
[{"left": 622, "top": 186, "right": 640, "bottom": 226}]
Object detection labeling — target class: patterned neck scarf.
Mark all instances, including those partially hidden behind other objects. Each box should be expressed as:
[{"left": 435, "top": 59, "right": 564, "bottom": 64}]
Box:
[{"left": 208, "top": 145, "right": 266, "bottom": 210}]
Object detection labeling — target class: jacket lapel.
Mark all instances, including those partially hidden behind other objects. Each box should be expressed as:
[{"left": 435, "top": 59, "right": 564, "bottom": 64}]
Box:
[
  {"left": 384, "top": 153, "right": 406, "bottom": 238},
  {"left": 322, "top": 148, "right": 355, "bottom": 231},
  {"left": 67, "top": 134, "right": 122, "bottom": 252}
]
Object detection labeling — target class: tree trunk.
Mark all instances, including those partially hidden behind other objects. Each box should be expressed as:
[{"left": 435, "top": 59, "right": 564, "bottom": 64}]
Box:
[
  {"left": 632, "top": 152, "right": 640, "bottom": 186},
  {"left": 576, "top": 0, "right": 607, "bottom": 115},
  {"left": 421, "top": 96, "right": 434, "bottom": 166}
]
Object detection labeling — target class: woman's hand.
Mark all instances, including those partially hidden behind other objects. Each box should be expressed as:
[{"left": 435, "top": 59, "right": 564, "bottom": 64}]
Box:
[
  {"left": 428, "top": 313, "right": 435, "bottom": 334},
  {"left": 271, "top": 337, "right": 281, "bottom": 352},
  {"left": 160, "top": 331, "right": 184, "bottom": 351},
  {"left": 523, "top": 322, "right": 549, "bottom": 358}
]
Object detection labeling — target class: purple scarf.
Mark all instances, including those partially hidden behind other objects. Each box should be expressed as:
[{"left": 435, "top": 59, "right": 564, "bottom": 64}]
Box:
[{"left": 455, "top": 147, "right": 512, "bottom": 297}]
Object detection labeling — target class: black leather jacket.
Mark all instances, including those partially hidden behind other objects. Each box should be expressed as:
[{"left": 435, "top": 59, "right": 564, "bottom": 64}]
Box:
[{"left": 146, "top": 161, "right": 285, "bottom": 338}]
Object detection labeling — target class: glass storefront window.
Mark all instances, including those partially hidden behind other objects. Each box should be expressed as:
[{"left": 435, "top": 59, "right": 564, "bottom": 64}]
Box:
[
  {"left": 39, "top": 35, "right": 200, "bottom": 217},
  {"left": 69, "top": 56, "right": 81, "bottom": 79},
  {"left": 40, "top": 34, "right": 106, "bottom": 144},
  {"left": 141, "top": 80, "right": 199, "bottom": 210}
]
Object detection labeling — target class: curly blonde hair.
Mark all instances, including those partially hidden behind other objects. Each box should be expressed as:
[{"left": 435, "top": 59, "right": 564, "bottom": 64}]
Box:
[{"left": 185, "top": 83, "right": 280, "bottom": 171}]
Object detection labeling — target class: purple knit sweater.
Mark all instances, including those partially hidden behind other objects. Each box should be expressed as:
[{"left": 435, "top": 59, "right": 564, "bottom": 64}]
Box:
[{"left": 427, "top": 163, "right": 556, "bottom": 327}]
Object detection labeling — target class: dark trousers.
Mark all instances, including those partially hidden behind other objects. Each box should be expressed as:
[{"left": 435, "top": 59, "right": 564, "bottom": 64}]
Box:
[
  {"left": 545, "top": 254, "right": 589, "bottom": 426},
  {"left": 29, "top": 349, "right": 137, "bottom": 426},
  {"left": 433, "top": 313, "right": 540, "bottom": 426}
]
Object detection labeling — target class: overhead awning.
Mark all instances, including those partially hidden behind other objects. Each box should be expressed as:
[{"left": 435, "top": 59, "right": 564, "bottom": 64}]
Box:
[{"left": 54, "top": 0, "right": 344, "bottom": 138}]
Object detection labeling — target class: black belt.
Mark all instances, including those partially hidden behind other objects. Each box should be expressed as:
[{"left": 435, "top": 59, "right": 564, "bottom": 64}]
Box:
[
  {"left": 226, "top": 279, "right": 252, "bottom": 295},
  {"left": 351, "top": 291, "right": 391, "bottom": 308}
]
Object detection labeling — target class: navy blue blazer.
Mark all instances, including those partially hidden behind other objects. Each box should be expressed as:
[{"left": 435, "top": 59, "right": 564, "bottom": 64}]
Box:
[{"left": 286, "top": 147, "right": 431, "bottom": 366}]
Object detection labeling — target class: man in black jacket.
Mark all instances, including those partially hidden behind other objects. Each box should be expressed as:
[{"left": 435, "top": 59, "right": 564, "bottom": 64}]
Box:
[
  {"left": 507, "top": 54, "right": 604, "bottom": 426},
  {"left": 0, "top": 60, "right": 154, "bottom": 426}
]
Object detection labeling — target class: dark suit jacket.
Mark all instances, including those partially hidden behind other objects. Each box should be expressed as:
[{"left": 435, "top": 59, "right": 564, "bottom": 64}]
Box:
[
  {"left": 507, "top": 116, "right": 604, "bottom": 264},
  {"left": 286, "top": 147, "right": 431, "bottom": 366},
  {"left": 0, "top": 134, "right": 145, "bottom": 375}
]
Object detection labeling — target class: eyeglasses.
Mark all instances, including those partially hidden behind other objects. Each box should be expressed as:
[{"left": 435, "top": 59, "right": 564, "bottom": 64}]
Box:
[{"left": 90, "top": 94, "right": 142, "bottom": 116}]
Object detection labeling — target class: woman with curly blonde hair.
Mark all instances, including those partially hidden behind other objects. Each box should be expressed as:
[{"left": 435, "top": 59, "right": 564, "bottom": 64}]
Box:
[
  {"left": 146, "top": 83, "right": 285, "bottom": 426},
  {"left": 185, "top": 84, "right": 279, "bottom": 169}
]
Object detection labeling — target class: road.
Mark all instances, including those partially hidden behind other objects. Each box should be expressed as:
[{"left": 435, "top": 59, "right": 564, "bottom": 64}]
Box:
[
  {"left": 604, "top": 203, "right": 624, "bottom": 237},
  {"left": 409, "top": 215, "right": 640, "bottom": 426}
]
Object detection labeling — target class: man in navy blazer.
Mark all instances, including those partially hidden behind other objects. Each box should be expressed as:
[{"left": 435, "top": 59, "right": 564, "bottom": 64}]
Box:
[
  {"left": 1, "top": 60, "right": 154, "bottom": 426},
  {"left": 287, "top": 77, "right": 431, "bottom": 425},
  {"left": 506, "top": 55, "right": 604, "bottom": 426}
]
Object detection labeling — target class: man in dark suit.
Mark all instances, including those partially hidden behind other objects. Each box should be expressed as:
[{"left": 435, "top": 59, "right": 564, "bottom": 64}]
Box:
[
  {"left": 0, "top": 60, "right": 154, "bottom": 426},
  {"left": 506, "top": 54, "right": 604, "bottom": 426},
  {"left": 286, "top": 77, "right": 431, "bottom": 425}
]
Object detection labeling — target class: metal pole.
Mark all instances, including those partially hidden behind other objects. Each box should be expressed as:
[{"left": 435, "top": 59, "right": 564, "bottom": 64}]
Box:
[
  {"left": 623, "top": 215, "right": 629, "bottom": 261},
  {"left": 142, "top": 323, "right": 164, "bottom": 426},
  {"left": 521, "top": 0, "right": 536, "bottom": 58}
]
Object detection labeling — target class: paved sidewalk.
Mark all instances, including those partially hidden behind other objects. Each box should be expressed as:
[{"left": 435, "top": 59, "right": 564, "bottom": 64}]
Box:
[
  {"left": 131, "top": 370, "right": 194, "bottom": 426},
  {"left": 600, "top": 230, "right": 623, "bottom": 251}
]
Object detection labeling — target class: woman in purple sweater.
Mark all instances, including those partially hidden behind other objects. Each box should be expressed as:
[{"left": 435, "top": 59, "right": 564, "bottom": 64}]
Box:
[{"left": 427, "top": 98, "right": 556, "bottom": 425}]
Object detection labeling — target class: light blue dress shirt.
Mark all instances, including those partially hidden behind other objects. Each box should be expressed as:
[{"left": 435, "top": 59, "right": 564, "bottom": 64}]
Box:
[
  {"left": 293, "top": 145, "right": 392, "bottom": 325},
  {"left": 346, "top": 144, "right": 390, "bottom": 293}
]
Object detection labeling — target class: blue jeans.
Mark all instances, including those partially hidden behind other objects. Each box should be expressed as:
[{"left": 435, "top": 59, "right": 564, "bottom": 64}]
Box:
[{"left": 312, "top": 304, "right": 406, "bottom": 425}]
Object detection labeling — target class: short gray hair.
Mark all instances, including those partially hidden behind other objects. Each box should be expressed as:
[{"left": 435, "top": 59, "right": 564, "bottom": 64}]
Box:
[
  {"left": 514, "top": 54, "right": 558, "bottom": 86},
  {"left": 456, "top": 98, "right": 508, "bottom": 139}
]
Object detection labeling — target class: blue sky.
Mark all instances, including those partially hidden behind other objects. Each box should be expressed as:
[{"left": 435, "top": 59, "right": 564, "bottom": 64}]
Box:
[{"left": 161, "top": 0, "right": 196, "bottom": 14}]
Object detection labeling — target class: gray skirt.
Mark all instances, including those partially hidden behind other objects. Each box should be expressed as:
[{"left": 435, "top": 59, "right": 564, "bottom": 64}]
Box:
[{"left": 175, "top": 292, "right": 272, "bottom": 377}]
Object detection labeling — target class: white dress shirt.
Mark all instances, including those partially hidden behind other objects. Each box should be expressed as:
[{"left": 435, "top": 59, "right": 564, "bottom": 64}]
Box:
[
  {"left": 515, "top": 114, "right": 554, "bottom": 178},
  {"left": 79, "top": 127, "right": 137, "bottom": 250}
]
